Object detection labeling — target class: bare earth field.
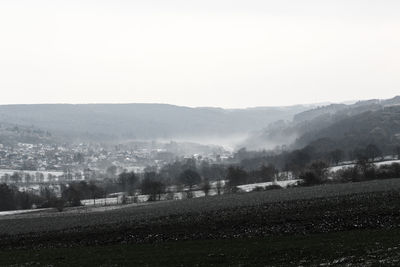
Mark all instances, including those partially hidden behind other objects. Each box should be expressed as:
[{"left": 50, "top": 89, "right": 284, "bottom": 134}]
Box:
[{"left": 2, "top": 179, "right": 400, "bottom": 266}]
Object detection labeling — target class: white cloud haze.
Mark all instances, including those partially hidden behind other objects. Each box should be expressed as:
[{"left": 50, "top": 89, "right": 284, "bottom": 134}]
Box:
[{"left": 0, "top": 0, "right": 399, "bottom": 108}]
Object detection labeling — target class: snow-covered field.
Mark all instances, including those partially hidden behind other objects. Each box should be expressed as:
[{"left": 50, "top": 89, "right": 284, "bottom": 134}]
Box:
[
  {"left": 375, "top": 160, "right": 400, "bottom": 167},
  {"left": 0, "top": 208, "right": 48, "bottom": 216},
  {"left": 80, "top": 179, "right": 300, "bottom": 207},
  {"left": 329, "top": 160, "right": 400, "bottom": 172},
  {"left": 238, "top": 180, "right": 300, "bottom": 192},
  {"left": 81, "top": 195, "right": 151, "bottom": 206},
  {"left": 81, "top": 197, "right": 119, "bottom": 206}
]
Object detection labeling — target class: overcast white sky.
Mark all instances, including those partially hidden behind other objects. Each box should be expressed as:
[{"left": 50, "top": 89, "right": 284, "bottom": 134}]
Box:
[{"left": 0, "top": 0, "right": 399, "bottom": 108}]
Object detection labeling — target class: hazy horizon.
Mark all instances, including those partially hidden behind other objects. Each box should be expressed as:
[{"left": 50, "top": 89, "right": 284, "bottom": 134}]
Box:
[{"left": 0, "top": 96, "right": 388, "bottom": 109}]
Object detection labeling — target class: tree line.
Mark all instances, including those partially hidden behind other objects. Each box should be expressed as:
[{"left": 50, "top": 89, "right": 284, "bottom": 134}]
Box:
[{"left": 2, "top": 140, "right": 400, "bottom": 212}]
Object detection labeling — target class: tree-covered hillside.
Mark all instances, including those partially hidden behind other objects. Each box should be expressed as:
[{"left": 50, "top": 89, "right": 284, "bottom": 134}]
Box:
[
  {"left": 0, "top": 124, "right": 57, "bottom": 146},
  {"left": 242, "top": 96, "right": 400, "bottom": 151},
  {"left": 297, "top": 106, "right": 400, "bottom": 155},
  {"left": 0, "top": 104, "right": 310, "bottom": 142}
]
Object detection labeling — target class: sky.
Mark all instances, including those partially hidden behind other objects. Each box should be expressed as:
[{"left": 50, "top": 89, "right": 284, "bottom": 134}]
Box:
[{"left": 0, "top": 0, "right": 399, "bottom": 108}]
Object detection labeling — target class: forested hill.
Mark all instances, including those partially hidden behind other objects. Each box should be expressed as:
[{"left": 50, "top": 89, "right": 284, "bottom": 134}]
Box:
[
  {"left": 241, "top": 96, "right": 400, "bottom": 151},
  {"left": 297, "top": 105, "right": 400, "bottom": 156},
  {"left": 293, "top": 96, "right": 400, "bottom": 123},
  {"left": 0, "top": 103, "right": 310, "bottom": 143},
  {"left": 0, "top": 123, "right": 57, "bottom": 146}
]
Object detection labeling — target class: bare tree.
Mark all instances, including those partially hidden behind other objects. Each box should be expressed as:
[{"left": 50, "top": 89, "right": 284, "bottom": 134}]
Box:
[{"left": 201, "top": 178, "right": 211, "bottom": 196}]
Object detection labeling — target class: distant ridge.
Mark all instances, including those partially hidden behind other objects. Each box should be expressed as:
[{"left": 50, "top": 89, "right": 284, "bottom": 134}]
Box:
[{"left": 0, "top": 103, "right": 311, "bottom": 143}]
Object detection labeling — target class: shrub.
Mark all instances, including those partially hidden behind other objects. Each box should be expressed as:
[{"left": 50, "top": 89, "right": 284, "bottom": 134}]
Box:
[
  {"left": 229, "top": 186, "right": 241, "bottom": 194},
  {"left": 165, "top": 192, "right": 175, "bottom": 200},
  {"left": 376, "top": 163, "right": 400, "bottom": 179},
  {"left": 299, "top": 161, "right": 329, "bottom": 186},
  {"left": 251, "top": 184, "right": 283, "bottom": 192},
  {"left": 251, "top": 186, "right": 265, "bottom": 192},
  {"left": 54, "top": 199, "right": 65, "bottom": 212},
  {"left": 333, "top": 167, "right": 360, "bottom": 182},
  {"left": 186, "top": 191, "right": 194, "bottom": 199},
  {"left": 299, "top": 171, "right": 322, "bottom": 186},
  {"left": 334, "top": 163, "right": 400, "bottom": 183},
  {"left": 121, "top": 195, "right": 127, "bottom": 204},
  {"left": 264, "top": 184, "right": 283, "bottom": 190}
]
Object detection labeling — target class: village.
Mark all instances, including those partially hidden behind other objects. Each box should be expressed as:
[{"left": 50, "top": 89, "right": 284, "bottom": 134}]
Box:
[{"left": 0, "top": 140, "right": 231, "bottom": 198}]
